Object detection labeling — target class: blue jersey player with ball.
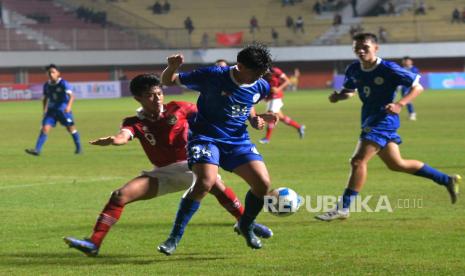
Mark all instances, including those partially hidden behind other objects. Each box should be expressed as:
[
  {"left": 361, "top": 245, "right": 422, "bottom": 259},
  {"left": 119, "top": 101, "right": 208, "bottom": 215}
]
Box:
[
  {"left": 316, "top": 33, "right": 461, "bottom": 221},
  {"left": 157, "top": 44, "right": 278, "bottom": 255}
]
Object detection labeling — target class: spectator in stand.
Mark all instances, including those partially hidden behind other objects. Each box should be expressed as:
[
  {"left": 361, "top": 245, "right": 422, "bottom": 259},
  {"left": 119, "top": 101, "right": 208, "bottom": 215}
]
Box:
[
  {"left": 282, "top": 0, "right": 294, "bottom": 7},
  {"left": 288, "top": 68, "right": 300, "bottom": 91},
  {"left": 286, "top": 15, "right": 294, "bottom": 31},
  {"left": 415, "top": 0, "right": 426, "bottom": 15},
  {"left": 333, "top": 13, "right": 342, "bottom": 28},
  {"left": 152, "top": 1, "right": 162, "bottom": 14},
  {"left": 271, "top": 28, "right": 279, "bottom": 46},
  {"left": 378, "top": 26, "right": 388, "bottom": 43},
  {"left": 313, "top": 0, "right": 322, "bottom": 15},
  {"left": 184, "top": 16, "right": 194, "bottom": 34},
  {"left": 249, "top": 16, "right": 259, "bottom": 33},
  {"left": 163, "top": 0, "right": 170, "bottom": 13},
  {"left": 295, "top": 16, "right": 304, "bottom": 33},
  {"left": 461, "top": 7, "right": 465, "bottom": 23},
  {"left": 351, "top": 0, "right": 358, "bottom": 17},
  {"left": 201, "top": 32, "right": 209, "bottom": 48},
  {"left": 451, "top": 8, "right": 460, "bottom": 23},
  {"left": 387, "top": 1, "right": 396, "bottom": 15}
]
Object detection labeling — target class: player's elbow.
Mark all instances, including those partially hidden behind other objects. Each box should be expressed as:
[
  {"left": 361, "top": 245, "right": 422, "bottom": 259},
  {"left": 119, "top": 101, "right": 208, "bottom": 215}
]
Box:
[{"left": 414, "top": 84, "right": 424, "bottom": 94}]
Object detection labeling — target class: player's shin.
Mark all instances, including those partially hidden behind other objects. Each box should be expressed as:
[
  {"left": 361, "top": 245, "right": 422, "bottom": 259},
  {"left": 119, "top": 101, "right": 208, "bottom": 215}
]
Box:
[
  {"left": 35, "top": 131, "right": 48, "bottom": 153},
  {"left": 71, "top": 130, "right": 82, "bottom": 153},
  {"left": 265, "top": 122, "right": 275, "bottom": 140},
  {"left": 414, "top": 164, "right": 450, "bottom": 185},
  {"left": 214, "top": 187, "right": 244, "bottom": 220},
  {"left": 339, "top": 188, "right": 359, "bottom": 212},
  {"left": 168, "top": 197, "right": 200, "bottom": 242},
  {"left": 282, "top": 116, "right": 301, "bottom": 129},
  {"left": 90, "top": 199, "right": 124, "bottom": 247},
  {"left": 239, "top": 190, "right": 264, "bottom": 227}
]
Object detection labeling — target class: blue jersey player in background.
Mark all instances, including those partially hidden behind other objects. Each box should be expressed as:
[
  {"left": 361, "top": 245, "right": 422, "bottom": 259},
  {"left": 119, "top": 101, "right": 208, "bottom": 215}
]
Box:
[
  {"left": 400, "top": 56, "right": 419, "bottom": 120},
  {"left": 316, "top": 33, "right": 461, "bottom": 221},
  {"left": 158, "top": 44, "right": 278, "bottom": 255},
  {"left": 25, "top": 64, "right": 82, "bottom": 156}
]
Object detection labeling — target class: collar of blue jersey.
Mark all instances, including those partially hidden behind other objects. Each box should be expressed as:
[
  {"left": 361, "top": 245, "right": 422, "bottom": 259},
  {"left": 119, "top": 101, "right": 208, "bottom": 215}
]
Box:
[
  {"left": 47, "top": 77, "right": 62, "bottom": 85},
  {"left": 229, "top": 65, "right": 258, "bottom": 88},
  {"left": 360, "top": 57, "right": 382, "bottom": 72},
  {"left": 136, "top": 105, "right": 165, "bottom": 122}
]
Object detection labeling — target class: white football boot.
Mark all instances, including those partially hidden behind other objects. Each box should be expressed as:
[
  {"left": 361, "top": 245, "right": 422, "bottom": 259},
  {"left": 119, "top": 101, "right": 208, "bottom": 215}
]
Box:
[{"left": 315, "top": 209, "right": 349, "bottom": 222}]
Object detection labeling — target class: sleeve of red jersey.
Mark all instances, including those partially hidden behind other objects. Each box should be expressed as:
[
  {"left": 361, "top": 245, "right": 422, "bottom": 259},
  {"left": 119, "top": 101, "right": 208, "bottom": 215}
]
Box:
[
  {"left": 181, "top": 102, "right": 198, "bottom": 119},
  {"left": 120, "top": 118, "right": 136, "bottom": 140},
  {"left": 273, "top": 67, "right": 284, "bottom": 77}
]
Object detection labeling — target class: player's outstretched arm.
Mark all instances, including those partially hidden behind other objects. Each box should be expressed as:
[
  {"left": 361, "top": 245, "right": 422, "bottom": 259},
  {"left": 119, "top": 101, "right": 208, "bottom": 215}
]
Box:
[
  {"left": 89, "top": 130, "right": 131, "bottom": 146},
  {"left": 386, "top": 84, "right": 423, "bottom": 114},
  {"left": 161, "top": 54, "right": 184, "bottom": 86},
  {"left": 329, "top": 89, "right": 355, "bottom": 103},
  {"left": 277, "top": 74, "right": 291, "bottom": 91},
  {"left": 42, "top": 97, "right": 48, "bottom": 114}
]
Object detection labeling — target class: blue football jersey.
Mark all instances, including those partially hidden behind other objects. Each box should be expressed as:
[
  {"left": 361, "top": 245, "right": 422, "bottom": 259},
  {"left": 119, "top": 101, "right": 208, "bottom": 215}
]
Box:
[
  {"left": 43, "top": 78, "right": 73, "bottom": 110},
  {"left": 177, "top": 65, "right": 270, "bottom": 144},
  {"left": 404, "top": 65, "right": 419, "bottom": 74},
  {"left": 342, "top": 58, "right": 419, "bottom": 130}
]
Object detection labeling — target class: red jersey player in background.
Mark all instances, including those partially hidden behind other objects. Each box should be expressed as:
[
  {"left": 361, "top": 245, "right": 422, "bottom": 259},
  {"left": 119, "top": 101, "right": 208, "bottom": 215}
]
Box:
[
  {"left": 260, "top": 67, "right": 305, "bottom": 144},
  {"left": 63, "top": 74, "right": 272, "bottom": 257}
]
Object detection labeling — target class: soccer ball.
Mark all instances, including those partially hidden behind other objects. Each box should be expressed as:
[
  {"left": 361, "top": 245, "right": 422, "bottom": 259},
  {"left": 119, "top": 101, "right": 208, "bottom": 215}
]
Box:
[{"left": 265, "top": 187, "right": 302, "bottom": 217}]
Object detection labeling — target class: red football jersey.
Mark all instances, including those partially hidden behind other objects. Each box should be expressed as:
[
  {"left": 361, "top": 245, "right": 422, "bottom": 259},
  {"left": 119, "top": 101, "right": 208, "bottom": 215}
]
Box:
[
  {"left": 265, "top": 67, "right": 286, "bottom": 100},
  {"left": 121, "top": 101, "right": 197, "bottom": 167}
]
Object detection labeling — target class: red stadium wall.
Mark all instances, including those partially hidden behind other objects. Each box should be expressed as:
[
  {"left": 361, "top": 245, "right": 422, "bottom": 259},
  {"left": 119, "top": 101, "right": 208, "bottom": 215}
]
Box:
[
  {"left": 0, "top": 70, "right": 16, "bottom": 83},
  {"left": 0, "top": 58, "right": 463, "bottom": 88}
]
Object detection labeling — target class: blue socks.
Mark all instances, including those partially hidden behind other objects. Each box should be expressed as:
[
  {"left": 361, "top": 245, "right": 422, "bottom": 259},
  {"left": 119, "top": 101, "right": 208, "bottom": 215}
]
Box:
[
  {"left": 339, "top": 188, "right": 359, "bottom": 210},
  {"left": 406, "top": 103, "right": 415, "bottom": 114},
  {"left": 34, "top": 131, "right": 48, "bottom": 153},
  {"left": 240, "top": 190, "right": 264, "bottom": 227},
  {"left": 414, "top": 164, "right": 450, "bottom": 186},
  {"left": 169, "top": 197, "right": 200, "bottom": 241},
  {"left": 71, "top": 131, "right": 81, "bottom": 153}
]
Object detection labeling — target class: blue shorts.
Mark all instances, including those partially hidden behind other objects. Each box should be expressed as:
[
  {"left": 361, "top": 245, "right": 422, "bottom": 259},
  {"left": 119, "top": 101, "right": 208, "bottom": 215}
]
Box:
[
  {"left": 42, "top": 109, "right": 75, "bottom": 127},
  {"left": 187, "top": 139, "right": 263, "bottom": 172},
  {"left": 360, "top": 127, "right": 402, "bottom": 149}
]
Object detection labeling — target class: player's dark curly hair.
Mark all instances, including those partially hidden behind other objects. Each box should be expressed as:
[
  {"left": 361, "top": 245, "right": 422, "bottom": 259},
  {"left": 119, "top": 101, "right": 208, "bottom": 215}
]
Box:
[
  {"left": 129, "top": 73, "right": 161, "bottom": 97},
  {"left": 237, "top": 43, "right": 272, "bottom": 72},
  {"left": 353, "top": 33, "right": 378, "bottom": 43},
  {"left": 45, "top": 63, "right": 59, "bottom": 71}
]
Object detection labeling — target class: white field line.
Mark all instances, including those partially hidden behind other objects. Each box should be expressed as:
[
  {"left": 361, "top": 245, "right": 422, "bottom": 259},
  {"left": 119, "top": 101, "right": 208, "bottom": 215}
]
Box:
[{"left": 0, "top": 176, "right": 124, "bottom": 190}]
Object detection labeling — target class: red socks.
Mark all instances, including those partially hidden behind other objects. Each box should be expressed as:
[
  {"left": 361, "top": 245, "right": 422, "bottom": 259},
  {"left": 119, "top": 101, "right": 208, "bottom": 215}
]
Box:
[
  {"left": 90, "top": 200, "right": 124, "bottom": 247},
  {"left": 282, "top": 116, "right": 301, "bottom": 129},
  {"left": 214, "top": 187, "right": 244, "bottom": 220},
  {"left": 265, "top": 122, "right": 276, "bottom": 140}
]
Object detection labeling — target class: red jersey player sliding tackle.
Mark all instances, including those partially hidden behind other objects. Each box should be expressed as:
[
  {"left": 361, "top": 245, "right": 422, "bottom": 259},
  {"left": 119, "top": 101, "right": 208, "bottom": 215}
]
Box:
[{"left": 63, "top": 74, "right": 272, "bottom": 257}]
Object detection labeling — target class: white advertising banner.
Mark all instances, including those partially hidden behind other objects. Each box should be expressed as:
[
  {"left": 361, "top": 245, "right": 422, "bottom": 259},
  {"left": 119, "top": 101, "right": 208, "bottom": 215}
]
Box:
[{"left": 71, "top": 81, "right": 121, "bottom": 99}]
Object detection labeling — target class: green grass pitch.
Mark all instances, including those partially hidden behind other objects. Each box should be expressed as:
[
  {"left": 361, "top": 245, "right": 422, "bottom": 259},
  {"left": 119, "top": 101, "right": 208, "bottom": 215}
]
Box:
[{"left": 1, "top": 90, "right": 464, "bottom": 275}]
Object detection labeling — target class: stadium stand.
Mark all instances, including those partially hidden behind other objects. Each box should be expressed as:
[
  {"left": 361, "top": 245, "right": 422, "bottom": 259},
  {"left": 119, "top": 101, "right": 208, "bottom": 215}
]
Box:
[
  {"left": 1, "top": 0, "right": 155, "bottom": 50},
  {"left": 58, "top": 0, "right": 333, "bottom": 48},
  {"left": 339, "top": 0, "right": 465, "bottom": 44}
]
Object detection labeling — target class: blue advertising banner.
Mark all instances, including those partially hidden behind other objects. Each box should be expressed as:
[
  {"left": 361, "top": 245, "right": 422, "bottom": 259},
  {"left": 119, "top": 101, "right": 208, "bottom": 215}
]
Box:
[{"left": 428, "top": 73, "right": 465, "bottom": 89}]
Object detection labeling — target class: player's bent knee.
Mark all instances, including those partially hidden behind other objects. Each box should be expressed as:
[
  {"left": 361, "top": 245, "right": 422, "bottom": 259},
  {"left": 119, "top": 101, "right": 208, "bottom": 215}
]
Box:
[
  {"left": 110, "top": 189, "right": 127, "bottom": 205},
  {"left": 350, "top": 157, "right": 365, "bottom": 168},
  {"left": 253, "top": 178, "right": 271, "bottom": 196}
]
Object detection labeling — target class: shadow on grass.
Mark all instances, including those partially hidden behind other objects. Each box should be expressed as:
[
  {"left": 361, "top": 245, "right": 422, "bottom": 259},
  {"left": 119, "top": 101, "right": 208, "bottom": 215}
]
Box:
[{"left": 0, "top": 252, "right": 226, "bottom": 267}]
